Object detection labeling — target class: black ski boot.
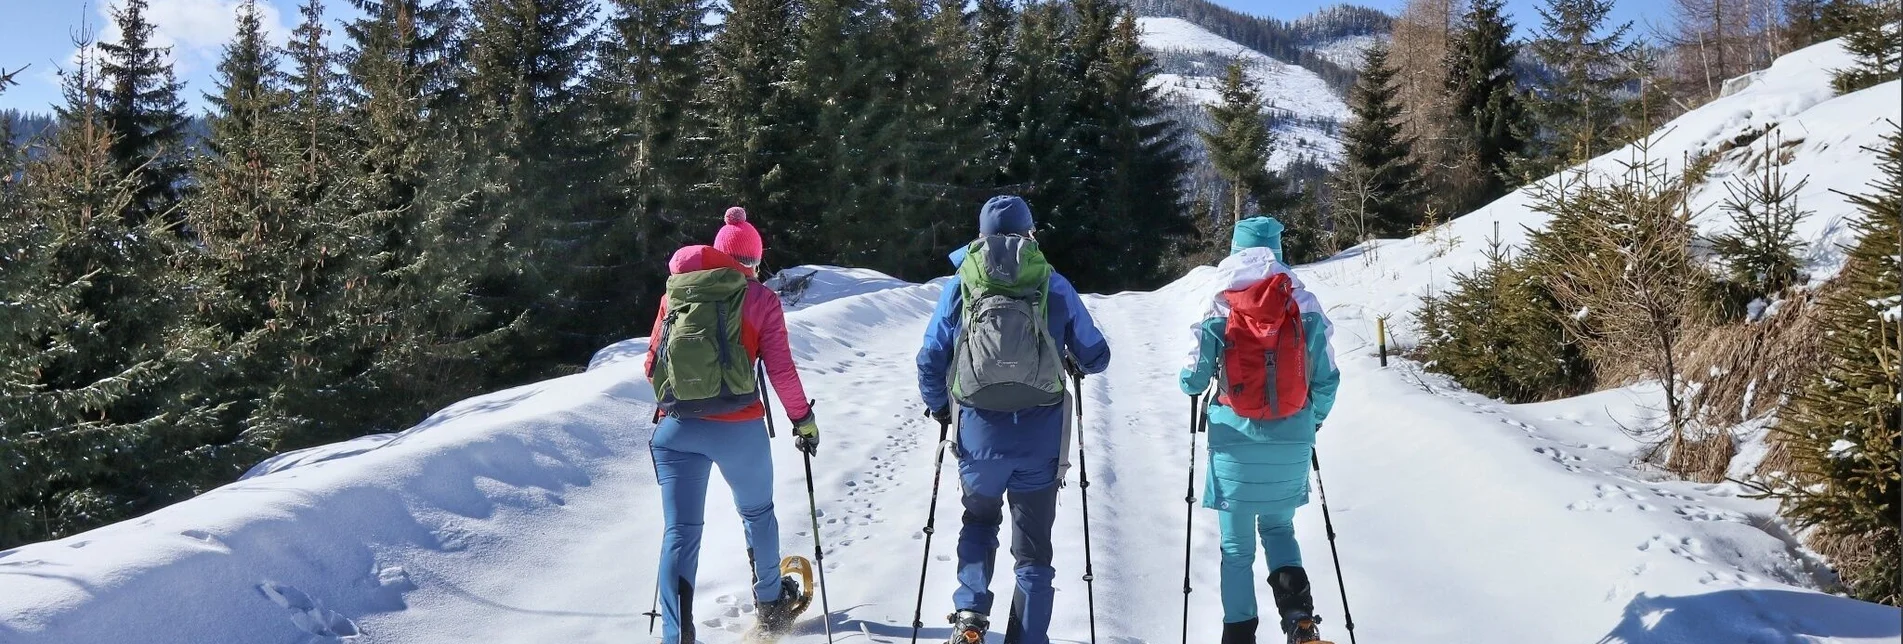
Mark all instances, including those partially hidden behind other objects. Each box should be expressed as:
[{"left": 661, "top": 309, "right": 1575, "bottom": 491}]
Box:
[
  {"left": 947, "top": 610, "right": 989, "bottom": 644},
  {"left": 755, "top": 576, "right": 804, "bottom": 634},
  {"left": 1220, "top": 617, "right": 1259, "bottom": 644},
  {"left": 1268, "top": 566, "right": 1324, "bottom": 643}
]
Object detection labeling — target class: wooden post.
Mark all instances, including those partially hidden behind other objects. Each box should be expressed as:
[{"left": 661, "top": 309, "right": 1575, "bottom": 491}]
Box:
[{"left": 1377, "top": 317, "right": 1389, "bottom": 368}]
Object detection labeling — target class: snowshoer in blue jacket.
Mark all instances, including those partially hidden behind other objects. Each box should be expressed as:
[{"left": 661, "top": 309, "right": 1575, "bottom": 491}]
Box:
[
  {"left": 917, "top": 195, "right": 1112, "bottom": 644},
  {"left": 1180, "top": 216, "right": 1341, "bottom": 644}
]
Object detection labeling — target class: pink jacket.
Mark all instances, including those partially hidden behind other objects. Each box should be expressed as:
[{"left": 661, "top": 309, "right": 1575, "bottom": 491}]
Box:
[{"left": 647, "top": 247, "right": 813, "bottom": 422}]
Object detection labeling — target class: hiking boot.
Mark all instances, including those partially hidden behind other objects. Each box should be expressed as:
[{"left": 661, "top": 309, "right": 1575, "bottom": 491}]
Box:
[
  {"left": 1267, "top": 566, "right": 1315, "bottom": 624},
  {"left": 1221, "top": 617, "right": 1259, "bottom": 644},
  {"left": 947, "top": 610, "right": 989, "bottom": 644},
  {"left": 755, "top": 576, "right": 804, "bottom": 634},
  {"left": 1283, "top": 615, "right": 1324, "bottom": 644}
]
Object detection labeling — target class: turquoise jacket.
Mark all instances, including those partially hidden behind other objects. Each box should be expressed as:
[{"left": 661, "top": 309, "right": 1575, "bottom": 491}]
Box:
[{"left": 1179, "top": 247, "right": 1341, "bottom": 515}]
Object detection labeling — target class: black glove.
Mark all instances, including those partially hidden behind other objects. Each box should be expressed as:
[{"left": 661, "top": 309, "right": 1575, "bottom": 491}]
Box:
[
  {"left": 1063, "top": 357, "right": 1083, "bottom": 379},
  {"left": 927, "top": 404, "right": 952, "bottom": 426}
]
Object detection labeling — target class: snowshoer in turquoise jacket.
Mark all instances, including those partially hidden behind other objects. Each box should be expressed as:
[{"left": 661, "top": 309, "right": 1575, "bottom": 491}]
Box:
[{"left": 1180, "top": 216, "right": 1341, "bottom": 644}]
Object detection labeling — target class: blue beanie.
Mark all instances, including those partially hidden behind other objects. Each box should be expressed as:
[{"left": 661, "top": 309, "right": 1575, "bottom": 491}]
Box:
[
  {"left": 1231, "top": 216, "right": 1285, "bottom": 261},
  {"left": 979, "top": 195, "right": 1035, "bottom": 235}
]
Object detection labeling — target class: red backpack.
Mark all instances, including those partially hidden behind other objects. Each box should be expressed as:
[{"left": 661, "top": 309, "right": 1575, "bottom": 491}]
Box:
[{"left": 1218, "top": 273, "right": 1309, "bottom": 420}]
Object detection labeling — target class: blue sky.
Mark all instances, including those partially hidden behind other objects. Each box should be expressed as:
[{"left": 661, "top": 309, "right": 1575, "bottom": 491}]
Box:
[{"left": 0, "top": 0, "right": 1672, "bottom": 113}]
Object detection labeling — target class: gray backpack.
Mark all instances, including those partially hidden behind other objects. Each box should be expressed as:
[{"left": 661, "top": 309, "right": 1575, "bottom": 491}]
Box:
[{"left": 949, "top": 235, "right": 1066, "bottom": 412}]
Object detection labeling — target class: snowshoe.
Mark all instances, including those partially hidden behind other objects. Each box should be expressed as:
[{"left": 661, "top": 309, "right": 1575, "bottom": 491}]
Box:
[
  {"left": 947, "top": 609, "right": 989, "bottom": 644},
  {"left": 1284, "top": 615, "right": 1332, "bottom": 644},
  {"left": 743, "top": 556, "right": 816, "bottom": 644}
]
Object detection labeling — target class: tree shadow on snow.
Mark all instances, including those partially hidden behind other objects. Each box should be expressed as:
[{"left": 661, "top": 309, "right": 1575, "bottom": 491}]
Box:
[{"left": 1597, "top": 589, "right": 1901, "bottom": 644}]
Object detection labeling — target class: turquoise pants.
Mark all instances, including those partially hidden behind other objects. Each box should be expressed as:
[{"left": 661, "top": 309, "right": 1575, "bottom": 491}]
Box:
[{"left": 1218, "top": 508, "right": 1302, "bottom": 624}]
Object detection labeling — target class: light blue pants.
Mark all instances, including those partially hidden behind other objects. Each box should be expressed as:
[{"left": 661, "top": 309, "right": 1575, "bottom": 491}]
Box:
[
  {"left": 1218, "top": 508, "right": 1303, "bottom": 624},
  {"left": 652, "top": 415, "right": 782, "bottom": 644}
]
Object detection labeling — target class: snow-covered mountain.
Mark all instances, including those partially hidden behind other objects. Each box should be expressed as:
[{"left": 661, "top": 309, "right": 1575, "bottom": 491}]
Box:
[
  {"left": 1303, "top": 33, "right": 1383, "bottom": 71},
  {"left": 1, "top": 36, "right": 1899, "bottom": 644},
  {"left": 1140, "top": 16, "right": 1349, "bottom": 170}
]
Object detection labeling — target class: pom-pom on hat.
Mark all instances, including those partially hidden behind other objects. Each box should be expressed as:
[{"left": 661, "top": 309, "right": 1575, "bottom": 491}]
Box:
[{"left": 714, "top": 206, "right": 764, "bottom": 264}]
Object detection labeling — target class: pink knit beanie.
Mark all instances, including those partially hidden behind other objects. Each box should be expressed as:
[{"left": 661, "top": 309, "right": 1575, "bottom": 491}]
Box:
[{"left": 713, "top": 206, "right": 764, "bottom": 265}]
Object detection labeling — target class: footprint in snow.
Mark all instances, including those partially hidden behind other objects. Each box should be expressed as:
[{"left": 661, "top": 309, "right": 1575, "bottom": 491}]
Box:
[
  {"left": 374, "top": 566, "right": 414, "bottom": 591},
  {"left": 180, "top": 530, "right": 228, "bottom": 550},
  {"left": 1673, "top": 505, "right": 1744, "bottom": 522},
  {"left": 1566, "top": 500, "right": 1615, "bottom": 512},
  {"left": 1595, "top": 484, "right": 1646, "bottom": 501},
  {"left": 1650, "top": 488, "right": 1697, "bottom": 501},
  {"left": 1636, "top": 535, "right": 1706, "bottom": 563},
  {"left": 259, "top": 581, "right": 360, "bottom": 640}
]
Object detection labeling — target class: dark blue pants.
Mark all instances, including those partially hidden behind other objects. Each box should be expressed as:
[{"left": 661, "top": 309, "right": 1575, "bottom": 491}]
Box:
[
  {"left": 652, "top": 415, "right": 782, "bottom": 644},
  {"left": 955, "top": 456, "right": 1060, "bottom": 644}
]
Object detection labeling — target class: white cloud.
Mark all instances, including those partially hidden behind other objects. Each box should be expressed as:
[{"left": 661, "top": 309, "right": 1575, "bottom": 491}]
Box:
[{"left": 80, "top": 0, "right": 295, "bottom": 80}]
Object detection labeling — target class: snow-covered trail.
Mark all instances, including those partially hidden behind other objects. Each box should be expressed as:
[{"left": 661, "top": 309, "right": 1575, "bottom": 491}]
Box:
[{"left": 8, "top": 262, "right": 1896, "bottom": 644}]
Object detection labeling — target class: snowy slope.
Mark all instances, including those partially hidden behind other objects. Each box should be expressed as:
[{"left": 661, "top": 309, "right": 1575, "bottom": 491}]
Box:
[
  {"left": 1307, "top": 38, "right": 1899, "bottom": 347},
  {"left": 2, "top": 38, "right": 1900, "bottom": 644},
  {"left": 1139, "top": 17, "right": 1348, "bottom": 169},
  {"left": 1305, "top": 33, "right": 1382, "bottom": 71}
]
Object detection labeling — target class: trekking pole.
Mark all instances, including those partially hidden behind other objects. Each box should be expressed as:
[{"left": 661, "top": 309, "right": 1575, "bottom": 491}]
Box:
[
  {"left": 1181, "top": 393, "right": 1204, "bottom": 644},
  {"left": 1070, "top": 369, "right": 1098, "bottom": 644},
  {"left": 910, "top": 413, "right": 954, "bottom": 644},
  {"left": 801, "top": 452, "right": 837, "bottom": 643},
  {"left": 1311, "top": 450, "right": 1357, "bottom": 644},
  {"left": 644, "top": 582, "right": 660, "bottom": 634},
  {"left": 759, "top": 364, "right": 834, "bottom": 643}
]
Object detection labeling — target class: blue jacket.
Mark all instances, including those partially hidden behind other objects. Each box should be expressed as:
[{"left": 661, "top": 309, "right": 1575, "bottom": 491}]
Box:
[
  {"left": 1179, "top": 248, "right": 1340, "bottom": 515},
  {"left": 918, "top": 247, "right": 1112, "bottom": 460}
]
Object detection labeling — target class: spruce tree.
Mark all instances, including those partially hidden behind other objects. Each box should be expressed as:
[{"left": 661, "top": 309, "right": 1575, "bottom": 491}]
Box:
[
  {"left": 192, "top": 0, "right": 292, "bottom": 438},
  {"left": 1712, "top": 136, "right": 1810, "bottom": 300},
  {"left": 1524, "top": 0, "right": 1633, "bottom": 175},
  {"left": 703, "top": 0, "right": 810, "bottom": 262},
  {"left": 0, "top": 45, "right": 223, "bottom": 547},
  {"left": 1771, "top": 127, "right": 1902, "bottom": 606},
  {"left": 590, "top": 0, "right": 711, "bottom": 337},
  {"left": 1418, "top": 174, "right": 1595, "bottom": 404},
  {"left": 793, "top": 0, "right": 882, "bottom": 270},
  {"left": 972, "top": 0, "right": 1017, "bottom": 177},
  {"left": 909, "top": 0, "right": 996, "bottom": 262},
  {"left": 1617, "top": 40, "right": 1679, "bottom": 143},
  {"left": 1444, "top": 0, "right": 1529, "bottom": 212},
  {"left": 456, "top": 0, "right": 605, "bottom": 378},
  {"left": 1199, "top": 61, "right": 1272, "bottom": 225},
  {"left": 97, "top": 0, "right": 191, "bottom": 228},
  {"left": 1281, "top": 180, "right": 1330, "bottom": 264},
  {"left": 1331, "top": 42, "right": 1427, "bottom": 241},
  {"left": 1830, "top": 0, "right": 1903, "bottom": 94},
  {"left": 995, "top": 2, "right": 1084, "bottom": 239},
  {"left": 191, "top": 0, "right": 378, "bottom": 451},
  {"left": 1092, "top": 9, "right": 1190, "bottom": 284},
  {"left": 1785, "top": 0, "right": 1866, "bottom": 49},
  {"left": 341, "top": 0, "right": 491, "bottom": 435}
]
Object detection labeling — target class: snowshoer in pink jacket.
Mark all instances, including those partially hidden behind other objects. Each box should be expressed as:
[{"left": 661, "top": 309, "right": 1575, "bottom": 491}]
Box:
[{"left": 644, "top": 208, "right": 820, "bottom": 642}]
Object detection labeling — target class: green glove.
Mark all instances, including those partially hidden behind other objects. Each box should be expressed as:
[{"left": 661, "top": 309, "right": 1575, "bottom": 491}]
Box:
[{"left": 792, "top": 402, "right": 819, "bottom": 456}]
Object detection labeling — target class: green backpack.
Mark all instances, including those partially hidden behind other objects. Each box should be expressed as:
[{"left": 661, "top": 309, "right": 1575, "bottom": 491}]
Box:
[
  {"left": 651, "top": 266, "right": 760, "bottom": 417},
  {"left": 949, "top": 235, "right": 1066, "bottom": 412}
]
